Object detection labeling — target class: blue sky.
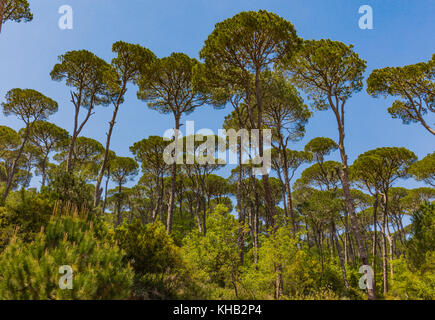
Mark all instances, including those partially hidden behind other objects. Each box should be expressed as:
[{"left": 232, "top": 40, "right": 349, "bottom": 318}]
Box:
[{"left": 0, "top": 0, "right": 434, "bottom": 191}]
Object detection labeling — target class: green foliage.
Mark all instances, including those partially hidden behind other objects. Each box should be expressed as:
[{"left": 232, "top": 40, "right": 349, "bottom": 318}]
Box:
[
  {"left": 110, "top": 156, "right": 138, "bottom": 186},
  {"left": 0, "top": 203, "right": 133, "bottom": 299},
  {"left": 304, "top": 137, "right": 338, "bottom": 164},
  {"left": 2, "top": 88, "right": 58, "bottom": 124},
  {"left": 137, "top": 52, "right": 206, "bottom": 116},
  {"left": 115, "top": 220, "right": 187, "bottom": 299},
  {"left": 51, "top": 50, "right": 112, "bottom": 108},
  {"left": 385, "top": 203, "right": 435, "bottom": 300},
  {"left": 110, "top": 41, "right": 155, "bottom": 87},
  {"left": 45, "top": 168, "right": 94, "bottom": 208},
  {"left": 130, "top": 136, "right": 169, "bottom": 176},
  {"left": 55, "top": 136, "right": 104, "bottom": 181},
  {"left": 183, "top": 204, "right": 241, "bottom": 299},
  {"left": 407, "top": 202, "right": 435, "bottom": 268},
  {"left": 389, "top": 253, "right": 435, "bottom": 300},
  {"left": 0, "top": 125, "right": 20, "bottom": 157},
  {"left": 409, "top": 152, "right": 435, "bottom": 187},
  {"left": 351, "top": 147, "right": 417, "bottom": 193},
  {"left": 262, "top": 71, "right": 311, "bottom": 142},
  {"left": 0, "top": 189, "right": 53, "bottom": 248},
  {"left": 284, "top": 39, "right": 366, "bottom": 110},
  {"left": 296, "top": 161, "right": 342, "bottom": 190},
  {"left": 27, "top": 121, "right": 69, "bottom": 155},
  {"left": 0, "top": 0, "right": 33, "bottom": 29},
  {"left": 241, "top": 225, "right": 341, "bottom": 299},
  {"left": 367, "top": 54, "right": 434, "bottom": 134},
  {"left": 200, "top": 10, "right": 300, "bottom": 76},
  {"left": 0, "top": 8, "right": 433, "bottom": 301}
]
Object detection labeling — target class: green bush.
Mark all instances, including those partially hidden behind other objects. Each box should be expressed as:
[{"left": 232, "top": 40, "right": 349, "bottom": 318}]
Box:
[
  {"left": 115, "top": 219, "right": 190, "bottom": 299},
  {"left": 0, "top": 203, "right": 133, "bottom": 299},
  {"left": 182, "top": 204, "right": 241, "bottom": 299},
  {"left": 387, "top": 202, "right": 435, "bottom": 300},
  {"left": 0, "top": 189, "right": 53, "bottom": 250},
  {"left": 388, "top": 253, "right": 435, "bottom": 300},
  {"left": 240, "top": 226, "right": 343, "bottom": 300}
]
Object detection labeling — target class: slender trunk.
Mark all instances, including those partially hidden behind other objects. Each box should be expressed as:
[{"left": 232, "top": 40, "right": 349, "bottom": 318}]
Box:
[
  {"left": 283, "top": 166, "right": 296, "bottom": 237},
  {"left": 159, "top": 173, "right": 164, "bottom": 218},
  {"left": 332, "top": 220, "right": 349, "bottom": 291},
  {"left": 0, "top": 0, "right": 4, "bottom": 34},
  {"left": 275, "top": 264, "right": 283, "bottom": 299},
  {"left": 386, "top": 220, "right": 394, "bottom": 284},
  {"left": 94, "top": 86, "right": 126, "bottom": 207},
  {"left": 66, "top": 104, "right": 80, "bottom": 172},
  {"left": 3, "top": 127, "right": 29, "bottom": 201},
  {"left": 194, "top": 196, "right": 203, "bottom": 233},
  {"left": 381, "top": 194, "right": 388, "bottom": 295},
  {"left": 237, "top": 144, "right": 244, "bottom": 264},
  {"left": 329, "top": 96, "right": 375, "bottom": 299},
  {"left": 201, "top": 182, "right": 207, "bottom": 235},
  {"left": 67, "top": 92, "right": 94, "bottom": 172},
  {"left": 254, "top": 70, "right": 275, "bottom": 227},
  {"left": 275, "top": 163, "right": 288, "bottom": 217},
  {"left": 305, "top": 218, "right": 311, "bottom": 249},
  {"left": 343, "top": 211, "right": 354, "bottom": 264},
  {"left": 319, "top": 229, "right": 324, "bottom": 274},
  {"left": 102, "top": 169, "right": 110, "bottom": 214},
  {"left": 249, "top": 168, "right": 260, "bottom": 264},
  {"left": 344, "top": 225, "right": 348, "bottom": 265},
  {"left": 151, "top": 177, "right": 162, "bottom": 222},
  {"left": 279, "top": 143, "right": 297, "bottom": 236},
  {"left": 416, "top": 110, "right": 435, "bottom": 136},
  {"left": 116, "top": 182, "right": 122, "bottom": 227},
  {"left": 329, "top": 231, "right": 334, "bottom": 260},
  {"left": 338, "top": 143, "right": 368, "bottom": 265},
  {"left": 41, "top": 155, "right": 48, "bottom": 187},
  {"left": 372, "top": 193, "right": 379, "bottom": 296},
  {"left": 166, "top": 116, "right": 180, "bottom": 233}
]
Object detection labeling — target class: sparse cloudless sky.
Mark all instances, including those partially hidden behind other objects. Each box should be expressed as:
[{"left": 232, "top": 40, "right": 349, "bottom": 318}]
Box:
[{"left": 0, "top": 0, "right": 434, "bottom": 190}]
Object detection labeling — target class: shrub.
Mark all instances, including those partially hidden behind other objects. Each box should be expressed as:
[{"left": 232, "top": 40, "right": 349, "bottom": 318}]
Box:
[
  {"left": 115, "top": 219, "right": 189, "bottom": 299},
  {"left": 0, "top": 203, "right": 133, "bottom": 299}
]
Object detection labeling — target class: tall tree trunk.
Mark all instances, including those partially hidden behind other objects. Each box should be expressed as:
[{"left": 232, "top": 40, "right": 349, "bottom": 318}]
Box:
[
  {"left": 151, "top": 177, "right": 162, "bottom": 222},
  {"left": 275, "top": 265, "right": 283, "bottom": 299},
  {"left": 102, "top": 169, "right": 110, "bottom": 214},
  {"left": 201, "top": 183, "right": 207, "bottom": 236},
  {"left": 66, "top": 102, "right": 80, "bottom": 172},
  {"left": 386, "top": 221, "right": 394, "bottom": 285},
  {"left": 66, "top": 92, "right": 93, "bottom": 172},
  {"left": 372, "top": 193, "right": 379, "bottom": 296},
  {"left": 237, "top": 144, "right": 245, "bottom": 264},
  {"left": 279, "top": 142, "right": 297, "bottom": 236},
  {"left": 319, "top": 229, "right": 324, "bottom": 274},
  {"left": 166, "top": 116, "right": 180, "bottom": 233},
  {"left": 275, "top": 164, "right": 288, "bottom": 217},
  {"left": 2, "top": 127, "right": 29, "bottom": 201},
  {"left": 381, "top": 194, "right": 388, "bottom": 295},
  {"left": 194, "top": 196, "right": 203, "bottom": 233},
  {"left": 254, "top": 70, "right": 275, "bottom": 228},
  {"left": 329, "top": 96, "right": 375, "bottom": 300},
  {"left": 41, "top": 155, "right": 48, "bottom": 187},
  {"left": 343, "top": 211, "right": 354, "bottom": 264},
  {"left": 94, "top": 86, "right": 126, "bottom": 207},
  {"left": 116, "top": 182, "right": 123, "bottom": 227},
  {"left": 283, "top": 164, "right": 296, "bottom": 237},
  {"left": 332, "top": 220, "right": 349, "bottom": 291},
  {"left": 192, "top": 178, "right": 203, "bottom": 233},
  {"left": 344, "top": 225, "right": 348, "bottom": 265},
  {"left": 249, "top": 168, "right": 260, "bottom": 264}
]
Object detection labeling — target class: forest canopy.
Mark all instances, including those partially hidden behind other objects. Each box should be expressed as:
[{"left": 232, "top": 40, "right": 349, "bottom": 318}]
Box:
[{"left": 0, "top": 8, "right": 434, "bottom": 301}]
